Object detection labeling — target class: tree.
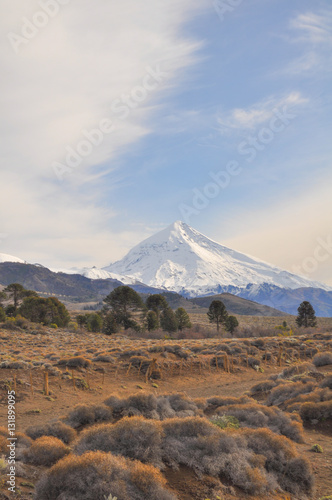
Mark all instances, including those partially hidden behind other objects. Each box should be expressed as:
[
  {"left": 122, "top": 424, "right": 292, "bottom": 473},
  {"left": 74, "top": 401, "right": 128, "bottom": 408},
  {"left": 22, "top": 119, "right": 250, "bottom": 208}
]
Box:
[
  {"left": 146, "top": 294, "right": 169, "bottom": 321},
  {"left": 160, "top": 307, "right": 178, "bottom": 332},
  {"left": 0, "top": 291, "right": 6, "bottom": 307},
  {"left": 207, "top": 300, "right": 228, "bottom": 332},
  {"left": 5, "top": 304, "right": 16, "bottom": 317},
  {"left": 76, "top": 314, "right": 89, "bottom": 328},
  {"left": 19, "top": 296, "right": 70, "bottom": 327},
  {"left": 3, "top": 283, "right": 32, "bottom": 311},
  {"left": 175, "top": 307, "right": 192, "bottom": 331},
  {"left": 225, "top": 315, "right": 239, "bottom": 334},
  {"left": 0, "top": 306, "right": 5, "bottom": 322},
  {"left": 87, "top": 313, "right": 103, "bottom": 332},
  {"left": 102, "top": 313, "right": 118, "bottom": 335},
  {"left": 146, "top": 311, "right": 159, "bottom": 331},
  {"left": 296, "top": 301, "right": 317, "bottom": 328},
  {"left": 103, "top": 286, "right": 145, "bottom": 330}
]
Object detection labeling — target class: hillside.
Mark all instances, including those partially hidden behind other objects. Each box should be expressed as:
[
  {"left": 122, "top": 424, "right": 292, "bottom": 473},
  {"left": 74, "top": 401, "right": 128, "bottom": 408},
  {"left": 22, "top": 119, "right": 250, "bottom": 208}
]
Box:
[
  {"left": 0, "top": 262, "right": 122, "bottom": 301},
  {"left": 190, "top": 293, "right": 285, "bottom": 316}
]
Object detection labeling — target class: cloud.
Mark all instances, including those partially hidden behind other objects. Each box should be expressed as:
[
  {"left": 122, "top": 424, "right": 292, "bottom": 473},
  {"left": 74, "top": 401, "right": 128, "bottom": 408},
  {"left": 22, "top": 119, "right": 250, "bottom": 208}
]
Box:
[
  {"left": 0, "top": 0, "right": 208, "bottom": 266},
  {"left": 277, "top": 8, "right": 332, "bottom": 77},
  {"left": 216, "top": 92, "right": 308, "bottom": 134},
  {"left": 290, "top": 11, "right": 332, "bottom": 45}
]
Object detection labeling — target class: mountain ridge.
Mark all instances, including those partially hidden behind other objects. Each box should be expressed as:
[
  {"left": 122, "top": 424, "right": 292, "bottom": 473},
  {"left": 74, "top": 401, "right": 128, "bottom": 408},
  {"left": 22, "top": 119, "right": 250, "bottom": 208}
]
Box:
[{"left": 104, "top": 221, "right": 330, "bottom": 295}]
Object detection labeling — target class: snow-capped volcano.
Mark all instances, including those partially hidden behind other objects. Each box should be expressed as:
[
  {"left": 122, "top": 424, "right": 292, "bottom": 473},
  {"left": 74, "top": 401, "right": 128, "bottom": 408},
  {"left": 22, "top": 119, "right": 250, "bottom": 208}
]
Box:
[
  {"left": 0, "top": 253, "right": 25, "bottom": 264},
  {"left": 104, "top": 221, "right": 330, "bottom": 297}
]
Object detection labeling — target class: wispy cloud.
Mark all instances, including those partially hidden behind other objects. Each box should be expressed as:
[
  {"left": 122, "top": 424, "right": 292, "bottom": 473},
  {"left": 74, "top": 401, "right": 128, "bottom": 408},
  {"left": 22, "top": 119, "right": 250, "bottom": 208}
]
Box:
[
  {"left": 217, "top": 92, "right": 307, "bottom": 134},
  {"left": 278, "top": 8, "right": 332, "bottom": 77},
  {"left": 290, "top": 11, "right": 332, "bottom": 45},
  {"left": 0, "top": 0, "right": 208, "bottom": 267}
]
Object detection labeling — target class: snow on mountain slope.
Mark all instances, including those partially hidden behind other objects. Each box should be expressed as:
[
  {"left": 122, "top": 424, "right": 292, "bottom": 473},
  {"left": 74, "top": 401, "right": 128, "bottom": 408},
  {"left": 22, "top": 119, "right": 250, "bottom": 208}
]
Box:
[
  {"left": 104, "top": 221, "right": 331, "bottom": 297},
  {"left": 50, "top": 266, "right": 136, "bottom": 284},
  {"left": 0, "top": 253, "right": 25, "bottom": 264}
]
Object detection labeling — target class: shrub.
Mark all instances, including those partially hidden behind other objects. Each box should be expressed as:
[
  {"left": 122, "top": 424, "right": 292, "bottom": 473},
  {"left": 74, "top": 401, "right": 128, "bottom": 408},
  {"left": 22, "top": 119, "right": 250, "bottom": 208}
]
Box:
[
  {"left": 266, "top": 381, "right": 316, "bottom": 407},
  {"left": 311, "top": 444, "right": 323, "bottom": 453},
  {"left": 161, "top": 417, "right": 272, "bottom": 494},
  {"left": 300, "top": 401, "right": 332, "bottom": 422},
  {"left": 210, "top": 415, "right": 240, "bottom": 430},
  {"left": 206, "top": 395, "right": 254, "bottom": 409},
  {"left": 313, "top": 352, "right": 332, "bottom": 367},
  {"left": 105, "top": 393, "right": 158, "bottom": 419},
  {"left": 68, "top": 321, "right": 78, "bottom": 331},
  {"left": 320, "top": 375, "right": 332, "bottom": 389},
  {"left": 23, "top": 436, "right": 69, "bottom": 465},
  {"left": 15, "top": 432, "right": 33, "bottom": 448},
  {"left": 244, "top": 428, "right": 314, "bottom": 497},
  {"left": 278, "top": 362, "right": 315, "bottom": 379},
  {"left": 26, "top": 421, "right": 76, "bottom": 444},
  {"left": 104, "top": 393, "right": 200, "bottom": 420},
  {"left": 65, "top": 404, "right": 112, "bottom": 429},
  {"left": 249, "top": 380, "right": 277, "bottom": 395},
  {"left": 215, "top": 403, "right": 305, "bottom": 443},
  {"left": 59, "top": 356, "right": 92, "bottom": 369},
  {"left": 34, "top": 451, "right": 176, "bottom": 500},
  {"left": 74, "top": 417, "right": 163, "bottom": 469}
]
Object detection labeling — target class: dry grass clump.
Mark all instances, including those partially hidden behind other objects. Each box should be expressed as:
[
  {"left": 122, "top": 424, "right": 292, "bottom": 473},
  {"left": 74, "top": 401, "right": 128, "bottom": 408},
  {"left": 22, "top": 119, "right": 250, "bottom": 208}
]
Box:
[
  {"left": 105, "top": 393, "right": 159, "bottom": 418},
  {"left": 26, "top": 421, "right": 76, "bottom": 444},
  {"left": 300, "top": 400, "right": 332, "bottom": 422},
  {"left": 127, "top": 355, "right": 151, "bottom": 372},
  {"left": 65, "top": 404, "right": 112, "bottom": 428},
  {"left": 104, "top": 392, "right": 200, "bottom": 420},
  {"left": 215, "top": 403, "right": 305, "bottom": 442},
  {"left": 278, "top": 362, "right": 315, "bottom": 379},
  {"left": 249, "top": 380, "right": 277, "bottom": 395},
  {"left": 206, "top": 395, "right": 254, "bottom": 409},
  {"left": 74, "top": 417, "right": 164, "bottom": 468},
  {"left": 58, "top": 356, "right": 91, "bottom": 368},
  {"left": 266, "top": 381, "right": 316, "bottom": 407},
  {"left": 313, "top": 352, "right": 332, "bottom": 367},
  {"left": 34, "top": 451, "right": 176, "bottom": 500},
  {"left": 92, "top": 354, "right": 114, "bottom": 363},
  {"left": 23, "top": 436, "right": 69, "bottom": 466}
]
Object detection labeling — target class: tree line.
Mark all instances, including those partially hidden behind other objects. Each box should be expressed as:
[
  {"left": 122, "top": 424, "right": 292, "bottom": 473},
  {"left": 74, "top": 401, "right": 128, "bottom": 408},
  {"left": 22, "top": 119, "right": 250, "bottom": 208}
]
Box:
[{"left": 0, "top": 283, "right": 318, "bottom": 334}]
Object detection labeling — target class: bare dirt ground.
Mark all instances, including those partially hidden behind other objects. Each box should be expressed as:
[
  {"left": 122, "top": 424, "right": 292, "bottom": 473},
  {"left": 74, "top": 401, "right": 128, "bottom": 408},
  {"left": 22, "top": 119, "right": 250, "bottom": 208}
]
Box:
[{"left": 0, "top": 329, "right": 331, "bottom": 499}]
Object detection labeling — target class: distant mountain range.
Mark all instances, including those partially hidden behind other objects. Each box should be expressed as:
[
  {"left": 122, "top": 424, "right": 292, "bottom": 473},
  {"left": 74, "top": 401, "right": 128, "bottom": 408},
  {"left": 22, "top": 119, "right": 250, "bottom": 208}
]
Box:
[
  {"left": 1, "top": 221, "right": 331, "bottom": 316},
  {"left": 0, "top": 262, "right": 285, "bottom": 317}
]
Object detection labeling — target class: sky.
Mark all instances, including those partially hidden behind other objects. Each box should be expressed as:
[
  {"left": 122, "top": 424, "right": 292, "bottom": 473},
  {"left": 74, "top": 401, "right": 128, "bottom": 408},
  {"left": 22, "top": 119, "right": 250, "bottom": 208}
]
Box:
[{"left": 1, "top": 0, "right": 332, "bottom": 285}]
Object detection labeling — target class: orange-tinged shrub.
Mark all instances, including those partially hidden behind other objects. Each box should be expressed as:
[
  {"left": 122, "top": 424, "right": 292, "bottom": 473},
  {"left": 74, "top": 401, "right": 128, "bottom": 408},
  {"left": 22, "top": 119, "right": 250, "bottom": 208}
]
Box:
[
  {"left": 23, "top": 436, "right": 69, "bottom": 466},
  {"left": 34, "top": 451, "right": 176, "bottom": 500}
]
